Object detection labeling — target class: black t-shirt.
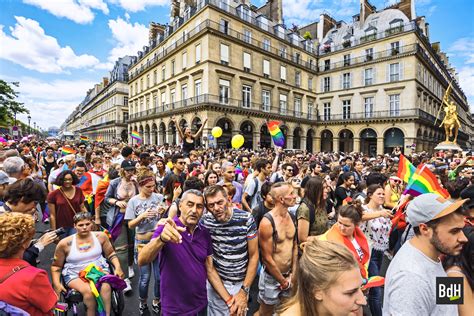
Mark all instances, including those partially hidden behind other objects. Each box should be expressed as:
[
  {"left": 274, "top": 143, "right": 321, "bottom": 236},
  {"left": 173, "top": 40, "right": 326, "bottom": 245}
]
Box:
[{"left": 334, "top": 186, "right": 353, "bottom": 210}]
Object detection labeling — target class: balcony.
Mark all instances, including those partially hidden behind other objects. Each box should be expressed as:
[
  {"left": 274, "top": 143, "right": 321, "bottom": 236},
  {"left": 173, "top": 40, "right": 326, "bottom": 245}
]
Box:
[
  {"left": 319, "top": 21, "right": 417, "bottom": 56},
  {"left": 321, "top": 108, "right": 436, "bottom": 122},
  {"left": 319, "top": 43, "right": 417, "bottom": 73}
]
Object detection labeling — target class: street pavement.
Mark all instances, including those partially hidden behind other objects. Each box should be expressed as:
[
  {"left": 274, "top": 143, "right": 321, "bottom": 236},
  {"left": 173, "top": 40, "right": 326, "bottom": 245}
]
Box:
[{"left": 35, "top": 221, "right": 260, "bottom": 315}]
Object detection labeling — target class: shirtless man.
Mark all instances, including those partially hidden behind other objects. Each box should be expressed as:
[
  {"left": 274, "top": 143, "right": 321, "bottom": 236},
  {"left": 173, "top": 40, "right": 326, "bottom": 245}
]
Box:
[{"left": 257, "top": 182, "right": 298, "bottom": 315}]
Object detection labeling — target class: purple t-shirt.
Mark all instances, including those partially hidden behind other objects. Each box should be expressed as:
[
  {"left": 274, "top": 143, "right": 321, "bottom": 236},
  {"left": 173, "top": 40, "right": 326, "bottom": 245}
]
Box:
[{"left": 152, "top": 216, "right": 213, "bottom": 315}]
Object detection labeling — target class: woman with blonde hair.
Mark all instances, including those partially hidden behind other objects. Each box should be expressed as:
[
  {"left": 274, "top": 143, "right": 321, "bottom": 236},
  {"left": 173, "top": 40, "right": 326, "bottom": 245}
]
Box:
[
  {"left": 0, "top": 212, "right": 57, "bottom": 315},
  {"left": 279, "top": 239, "right": 366, "bottom": 316}
]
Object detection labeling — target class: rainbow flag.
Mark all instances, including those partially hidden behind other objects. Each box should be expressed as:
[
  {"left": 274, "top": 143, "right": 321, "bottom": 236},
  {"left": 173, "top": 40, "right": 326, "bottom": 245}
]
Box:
[
  {"left": 403, "top": 164, "right": 450, "bottom": 198},
  {"left": 96, "top": 136, "right": 103, "bottom": 142},
  {"left": 61, "top": 146, "right": 76, "bottom": 156},
  {"left": 267, "top": 121, "right": 285, "bottom": 147},
  {"left": 397, "top": 154, "right": 416, "bottom": 184},
  {"left": 131, "top": 130, "right": 142, "bottom": 143},
  {"left": 235, "top": 165, "right": 243, "bottom": 175},
  {"left": 362, "top": 276, "right": 385, "bottom": 290},
  {"left": 80, "top": 135, "right": 89, "bottom": 142}
]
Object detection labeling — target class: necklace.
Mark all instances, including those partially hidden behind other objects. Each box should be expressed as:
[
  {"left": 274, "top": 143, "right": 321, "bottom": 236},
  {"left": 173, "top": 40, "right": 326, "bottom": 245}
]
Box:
[{"left": 78, "top": 241, "right": 92, "bottom": 252}]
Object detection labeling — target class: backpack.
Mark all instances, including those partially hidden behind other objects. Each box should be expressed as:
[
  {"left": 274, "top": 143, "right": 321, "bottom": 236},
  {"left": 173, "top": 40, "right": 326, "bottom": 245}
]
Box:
[
  {"left": 263, "top": 212, "right": 297, "bottom": 252},
  {"left": 245, "top": 177, "right": 259, "bottom": 209}
]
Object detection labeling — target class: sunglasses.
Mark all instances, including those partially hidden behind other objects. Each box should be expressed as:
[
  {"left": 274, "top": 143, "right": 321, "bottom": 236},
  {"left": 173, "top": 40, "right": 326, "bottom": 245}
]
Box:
[{"left": 286, "top": 169, "right": 293, "bottom": 172}]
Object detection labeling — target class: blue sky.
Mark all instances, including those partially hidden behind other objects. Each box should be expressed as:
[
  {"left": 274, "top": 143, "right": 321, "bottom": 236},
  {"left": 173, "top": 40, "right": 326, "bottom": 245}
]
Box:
[{"left": 0, "top": 0, "right": 473, "bottom": 130}]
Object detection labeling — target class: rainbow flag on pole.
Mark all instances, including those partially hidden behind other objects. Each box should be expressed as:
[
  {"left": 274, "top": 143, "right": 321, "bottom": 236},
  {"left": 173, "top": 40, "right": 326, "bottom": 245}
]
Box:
[
  {"left": 403, "top": 164, "right": 450, "bottom": 198},
  {"left": 80, "top": 135, "right": 89, "bottom": 142},
  {"left": 96, "top": 136, "right": 103, "bottom": 142},
  {"left": 397, "top": 154, "right": 416, "bottom": 184},
  {"left": 131, "top": 130, "right": 142, "bottom": 143},
  {"left": 267, "top": 121, "right": 285, "bottom": 147}
]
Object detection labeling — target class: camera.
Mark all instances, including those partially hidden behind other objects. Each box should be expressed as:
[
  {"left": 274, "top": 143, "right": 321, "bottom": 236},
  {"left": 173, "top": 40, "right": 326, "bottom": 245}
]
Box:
[{"left": 52, "top": 227, "right": 66, "bottom": 236}]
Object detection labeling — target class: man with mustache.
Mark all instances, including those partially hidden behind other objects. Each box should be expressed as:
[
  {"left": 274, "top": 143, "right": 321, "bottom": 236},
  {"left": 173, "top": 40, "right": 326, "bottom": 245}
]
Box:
[
  {"left": 384, "top": 193, "right": 468, "bottom": 315},
  {"left": 138, "top": 189, "right": 234, "bottom": 316},
  {"left": 202, "top": 185, "right": 258, "bottom": 316}
]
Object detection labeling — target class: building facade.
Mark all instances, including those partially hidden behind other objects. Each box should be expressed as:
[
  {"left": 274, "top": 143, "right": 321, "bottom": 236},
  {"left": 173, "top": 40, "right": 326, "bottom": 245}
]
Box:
[
  {"left": 124, "top": 0, "right": 471, "bottom": 153},
  {"left": 63, "top": 57, "right": 132, "bottom": 142}
]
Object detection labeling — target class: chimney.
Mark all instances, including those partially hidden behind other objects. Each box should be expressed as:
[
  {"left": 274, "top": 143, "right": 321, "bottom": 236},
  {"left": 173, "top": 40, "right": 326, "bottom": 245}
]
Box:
[
  {"left": 102, "top": 77, "right": 109, "bottom": 87},
  {"left": 317, "top": 13, "right": 337, "bottom": 40},
  {"left": 360, "top": 0, "right": 376, "bottom": 25}
]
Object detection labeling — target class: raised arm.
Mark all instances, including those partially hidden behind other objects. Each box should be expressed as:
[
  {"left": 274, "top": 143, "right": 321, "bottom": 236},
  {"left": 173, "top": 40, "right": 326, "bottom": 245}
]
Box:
[
  {"left": 172, "top": 117, "right": 185, "bottom": 140},
  {"left": 192, "top": 118, "right": 208, "bottom": 138}
]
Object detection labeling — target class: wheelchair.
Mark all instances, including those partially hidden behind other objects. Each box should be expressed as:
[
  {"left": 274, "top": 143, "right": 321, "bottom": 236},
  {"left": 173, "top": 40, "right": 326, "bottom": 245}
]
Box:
[{"left": 55, "top": 265, "right": 124, "bottom": 316}]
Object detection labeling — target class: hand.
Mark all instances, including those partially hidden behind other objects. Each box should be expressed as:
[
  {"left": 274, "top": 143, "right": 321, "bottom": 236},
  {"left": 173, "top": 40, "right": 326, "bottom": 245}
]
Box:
[
  {"left": 173, "top": 186, "right": 182, "bottom": 200},
  {"left": 141, "top": 208, "right": 156, "bottom": 220},
  {"left": 37, "top": 231, "right": 58, "bottom": 248},
  {"left": 279, "top": 277, "right": 291, "bottom": 290},
  {"left": 53, "top": 282, "right": 67, "bottom": 297},
  {"left": 114, "top": 267, "right": 125, "bottom": 279},
  {"left": 379, "top": 210, "right": 393, "bottom": 218},
  {"left": 94, "top": 217, "right": 101, "bottom": 226},
  {"left": 160, "top": 218, "right": 186, "bottom": 243},
  {"left": 116, "top": 201, "right": 127, "bottom": 209},
  {"left": 233, "top": 290, "right": 249, "bottom": 316}
]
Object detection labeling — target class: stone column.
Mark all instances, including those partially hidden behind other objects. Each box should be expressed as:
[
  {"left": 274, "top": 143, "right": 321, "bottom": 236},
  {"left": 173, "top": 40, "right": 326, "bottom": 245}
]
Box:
[
  {"left": 253, "top": 131, "right": 260, "bottom": 151},
  {"left": 286, "top": 134, "right": 294, "bottom": 149},
  {"left": 377, "top": 137, "right": 384, "bottom": 155},
  {"left": 333, "top": 137, "right": 339, "bottom": 152},
  {"left": 314, "top": 137, "right": 321, "bottom": 153},
  {"left": 300, "top": 136, "right": 307, "bottom": 151},
  {"left": 353, "top": 137, "right": 361, "bottom": 153}
]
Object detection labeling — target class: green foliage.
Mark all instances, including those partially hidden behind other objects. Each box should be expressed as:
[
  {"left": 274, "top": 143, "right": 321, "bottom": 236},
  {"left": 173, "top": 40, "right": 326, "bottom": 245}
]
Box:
[
  {"left": 303, "top": 31, "right": 312, "bottom": 40},
  {"left": 0, "top": 79, "right": 29, "bottom": 125}
]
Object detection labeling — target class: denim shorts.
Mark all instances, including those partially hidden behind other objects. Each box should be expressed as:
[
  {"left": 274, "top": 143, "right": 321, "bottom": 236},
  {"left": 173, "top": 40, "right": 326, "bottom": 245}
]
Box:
[{"left": 257, "top": 269, "right": 291, "bottom": 306}]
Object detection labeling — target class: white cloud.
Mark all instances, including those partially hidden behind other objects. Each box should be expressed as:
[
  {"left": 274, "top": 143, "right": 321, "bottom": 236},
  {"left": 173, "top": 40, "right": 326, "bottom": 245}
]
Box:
[
  {"left": 105, "top": 16, "right": 149, "bottom": 64},
  {"left": 1, "top": 75, "right": 97, "bottom": 129},
  {"left": 108, "top": 0, "right": 168, "bottom": 13},
  {"left": 0, "top": 16, "right": 102, "bottom": 73},
  {"left": 23, "top": 0, "right": 109, "bottom": 24},
  {"left": 450, "top": 37, "right": 474, "bottom": 64},
  {"left": 457, "top": 67, "right": 474, "bottom": 100}
]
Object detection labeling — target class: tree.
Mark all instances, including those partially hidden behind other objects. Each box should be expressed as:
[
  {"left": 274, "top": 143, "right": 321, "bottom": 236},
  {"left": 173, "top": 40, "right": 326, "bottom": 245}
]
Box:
[
  {"left": 303, "top": 31, "right": 312, "bottom": 40},
  {"left": 0, "top": 79, "right": 29, "bottom": 126}
]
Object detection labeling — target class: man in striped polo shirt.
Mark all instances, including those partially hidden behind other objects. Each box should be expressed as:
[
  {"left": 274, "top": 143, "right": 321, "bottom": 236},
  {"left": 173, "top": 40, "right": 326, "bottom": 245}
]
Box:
[{"left": 202, "top": 185, "right": 259, "bottom": 316}]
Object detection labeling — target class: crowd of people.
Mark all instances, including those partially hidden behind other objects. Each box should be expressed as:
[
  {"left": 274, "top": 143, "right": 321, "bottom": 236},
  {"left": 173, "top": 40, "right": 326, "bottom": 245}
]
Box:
[{"left": 0, "top": 137, "right": 472, "bottom": 316}]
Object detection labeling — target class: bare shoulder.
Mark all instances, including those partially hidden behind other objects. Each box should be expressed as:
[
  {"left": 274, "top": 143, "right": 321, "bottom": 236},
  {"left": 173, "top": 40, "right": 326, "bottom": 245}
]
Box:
[
  {"left": 57, "top": 235, "right": 73, "bottom": 250},
  {"left": 94, "top": 231, "right": 108, "bottom": 243}
]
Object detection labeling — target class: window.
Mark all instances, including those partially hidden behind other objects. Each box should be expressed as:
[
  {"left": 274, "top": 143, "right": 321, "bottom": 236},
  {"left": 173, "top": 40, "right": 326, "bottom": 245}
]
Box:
[
  {"left": 365, "top": 49, "right": 374, "bottom": 63},
  {"left": 171, "top": 60, "right": 175, "bottom": 76},
  {"left": 294, "top": 98, "right": 302, "bottom": 117},
  {"left": 220, "top": 43, "right": 229, "bottom": 65},
  {"left": 219, "top": 79, "right": 230, "bottom": 104},
  {"left": 182, "top": 52, "right": 187, "bottom": 69},
  {"left": 242, "top": 85, "right": 251, "bottom": 108},
  {"left": 364, "top": 68, "right": 374, "bottom": 85},
  {"left": 343, "top": 54, "right": 351, "bottom": 66},
  {"left": 364, "top": 97, "right": 374, "bottom": 118},
  {"left": 262, "top": 90, "right": 271, "bottom": 111},
  {"left": 342, "top": 100, "right": 351, "bottom": 119},
  {"left": 308, "top": 77, "right": 313, "bottom": 91},
  {"left": 263, "top": 59, "right": 270, "bottom": 78},
  {"left": 220, "top": 19, "right": 229, "bottom": 35},
  {"left": 308, "top": 102, "right": 314, "bottom": 119},
  {"left": 195, "top": 44, "right": 201, "bottom": 63},
  {"left": 279, "top": 45, "right": 287, "bottom": 58},
  {"left": 323, "top": 102, "right": 331, "bottom": 121},
  {"left": 295, "top": 72, "right": 301, "bottom": 87},
  {"left": 243, "top": 29, "right": 252, "bottom": 43},
  {"left": 280, "top": 65, "right": 287, "bottom": 82},
  {"left": 161, "top": 92, "right": 166, "bottom": 108},
  {"left": 140, "top": 78, "right": 143, "bottom": 91},
  {"left": 389, "top": 63, "right": 400, "bottom": 82},
  {"left": 389, "top": 94, "right": 400, "bottom": 116},
  {"left": 279, "top": 94, "right": 287, "bottom": 115},
  {"left": 243, "top": 52, "right": 251, "bottom": 72},
  {"left": 161, "top": 66, "right": 166, "bottom": 81},
  {"left": 263, "top": 38, "right": 270, "bottom": 51},
  {"left": 324, "top": 59, "right": 330, "bottom": 71},
  {"left": 194, "top": 80, "right": 201, "bottom": 98},
  {"left": 391, "top": 41, "right": 400, "bottom": 55},
  {"left": 153, "top": 70, "right": 157, "bottom": 85},
  {"left": 181, "top": 85, "right": 188, "bottom": 100},
  {"left": 323, "top": 77, "right": 331, "bottom": 92},
  {"left": 342, "top": 73, "right": 351, "bottom": 89},
  {"left": 170, "top": 89, "right": 176, "bottom": 105},
  {"left": 294, "top": 52, "right": 301, "bottom": 64}
]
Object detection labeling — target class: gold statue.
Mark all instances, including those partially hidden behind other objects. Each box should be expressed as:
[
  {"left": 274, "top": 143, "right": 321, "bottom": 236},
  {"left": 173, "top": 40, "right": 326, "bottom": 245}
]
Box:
[{"left": 435, "top": 81, "right": 461, "bottom": 143}]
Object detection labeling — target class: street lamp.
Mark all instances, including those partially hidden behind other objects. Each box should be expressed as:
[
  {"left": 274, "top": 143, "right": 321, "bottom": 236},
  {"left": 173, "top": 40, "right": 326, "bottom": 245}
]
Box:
[
  {"left": 33, "top": 122, "right": 36, "bottom": 135},
  {"left": 27, "top": 115, "right": 31, "bottom": 134}
]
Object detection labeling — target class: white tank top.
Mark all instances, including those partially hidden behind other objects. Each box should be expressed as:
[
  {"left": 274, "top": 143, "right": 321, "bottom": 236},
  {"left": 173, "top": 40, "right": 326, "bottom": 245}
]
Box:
[{"left": 66, "top": 233, "right": 102, "bottom": 265}]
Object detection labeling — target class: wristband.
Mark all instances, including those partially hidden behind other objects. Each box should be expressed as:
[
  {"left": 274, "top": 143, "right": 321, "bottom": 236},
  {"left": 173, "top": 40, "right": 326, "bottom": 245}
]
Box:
[
  {"left": 159, "top": 234, "right": 166, "bottom": 243},
  {"left": 225, "top": 295, "right": 233, "bottom": 307}
]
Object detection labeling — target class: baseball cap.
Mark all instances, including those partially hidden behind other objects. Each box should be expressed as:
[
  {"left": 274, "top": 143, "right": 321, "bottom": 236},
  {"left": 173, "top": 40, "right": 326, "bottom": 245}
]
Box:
[
  {"left": 406, "top": 193, "right": 467, "bottom": 227},
  {"left": 121, "top": 160, "right": 136, "bottom": 170},
  {"left": 0, "top": 171, "right": 9, "bottom": 185}
]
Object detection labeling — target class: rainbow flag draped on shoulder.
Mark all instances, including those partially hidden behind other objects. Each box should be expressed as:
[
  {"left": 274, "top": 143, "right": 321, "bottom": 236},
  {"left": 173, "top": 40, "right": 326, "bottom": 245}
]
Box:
[
  {"left": 397, "top": 154, "right": 416, "bottom": 184},
  {"left": 403, "top": 164, "right": 450, "bottom": 198}
]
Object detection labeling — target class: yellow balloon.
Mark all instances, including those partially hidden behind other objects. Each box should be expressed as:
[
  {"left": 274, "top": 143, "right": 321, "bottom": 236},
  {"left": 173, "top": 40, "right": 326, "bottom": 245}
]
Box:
[
  {"left": 231, "top": 134, "right": 245, "bottom": 149},
  {"left": 212, "top": 126, "right": 223, "bottom": 138}
]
